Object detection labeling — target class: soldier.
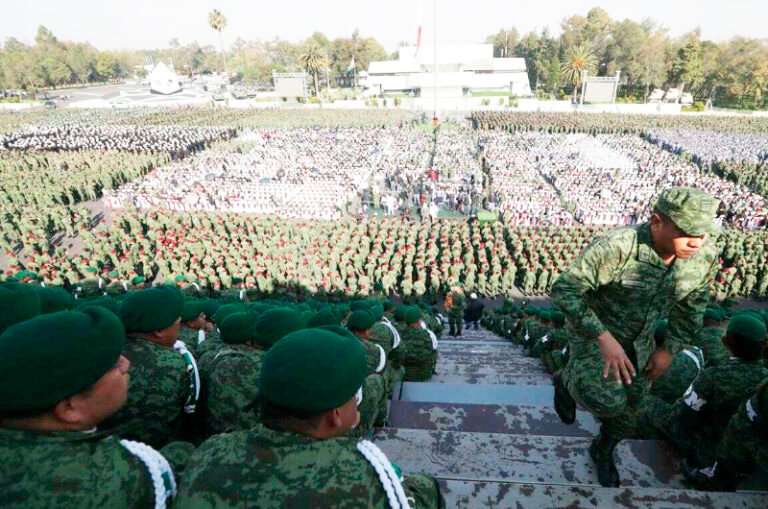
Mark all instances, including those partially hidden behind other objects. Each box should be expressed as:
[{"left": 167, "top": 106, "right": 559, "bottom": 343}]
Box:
[
  {"left": 0, "top": 282, "right": 41, "bottom": 334},
  {"left": 0, "top": 307, "right": 178, "bottom": 508},
  {"left": 648, "top": 319, "right": 705, "bottom": 404},
  {"left": 347, "top": 310, "right": 403, "bottom": 397},
  {"left": 101, "top": 285, "right": 199, "bottom": 448},
  {"left": 683, "top": 377, "right": 768, "bottom": 491},
  {"left": 699, "top": 308, "right": 729, "bottom": 367},
  {"left": 647, "top": 314, "right": 768, "bottom": 468},
  {"left": 201, "top": 312, "right": 263, "bottom": 434},
  {"left": 463, "top": 293, "right": 484, "bottom": 331},
  {"left": 401, "top": 306, "right": 438, "bottom": 381},
  {"left": 178, "top": 299, "right": 207, "bottom": 355},
  {"left": 551, "top": 187, "right": 721, "bottom": 487},
  {"left": 445, "top": 287, "right": 466, "bottom": 337},
  {"left": 175, "top": 329, "right": 443, "bottom": 508}
]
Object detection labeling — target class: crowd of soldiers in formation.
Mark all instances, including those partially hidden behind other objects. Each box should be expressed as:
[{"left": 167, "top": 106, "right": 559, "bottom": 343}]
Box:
[
  {"left": 0, "top": 280, "right": 455, "bottom": 507},
  {"left": 482, "top": 299, "right": 768, "bottom": 491},
  {"left": 6, "top": 212, "right": 768, "bottom": 303}
]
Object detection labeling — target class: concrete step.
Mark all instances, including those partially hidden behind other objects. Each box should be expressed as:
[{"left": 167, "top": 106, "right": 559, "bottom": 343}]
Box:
[
  {"left": 397, "top": 382, "right": 553, "bottom": 406},
  {"left": 375, "top": 428, "right": 683, "bottom": 489},
  {"left": 440, "top": 480, "right": 768, "bottom": 509},
  {"left": 444, "top": 327, "right": 508, "bottom": 342},
  {"left": 388, "top": 401, "right": 598, "bottom": 437}
]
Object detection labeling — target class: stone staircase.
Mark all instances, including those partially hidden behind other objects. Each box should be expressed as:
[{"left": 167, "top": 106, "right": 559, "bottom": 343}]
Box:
[{"left": 374, "top": 326, "right": 768, "bottom": 508}]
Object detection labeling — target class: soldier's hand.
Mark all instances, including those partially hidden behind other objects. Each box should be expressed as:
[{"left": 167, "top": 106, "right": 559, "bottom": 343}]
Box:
[
  {"left": 597, "top": 331, "right": 636, "bottom": 385},
  {"left": 643, "top": 348, "right": 673, "bottom": 381}
]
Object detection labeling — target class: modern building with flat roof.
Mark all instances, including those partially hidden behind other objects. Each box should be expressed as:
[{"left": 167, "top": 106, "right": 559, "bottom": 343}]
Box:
[{"left": 365, "top": 44, "right": 531, "bottom": 98}]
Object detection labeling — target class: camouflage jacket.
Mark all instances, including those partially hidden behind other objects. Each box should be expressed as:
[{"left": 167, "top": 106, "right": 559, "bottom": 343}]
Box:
[
  {"left": 447, "top": 294, "right": 466, "bottom": 318},
  {"left": 177, "top": 327, "right": 206, "bottom": 358},
  {"left": 551, "top": 223, "right": 719, "bottom": 369},
  {"left": 370, "top": 322, "right": 398, "bottom": 356},
  {"left": 672, "top": 357, "right": 768, "bottom": 443},
  {"left": 698, "top": 326, "right": 729, "bottom": 367},
  {"left": 176, "top": 425, "right": 410, "bottom": 508},
  {"left": 651, "top": 346, "right": 705, "bottom": 404},
  {"left": 361, "top": 339, "right": 387, "bottom": 375},
  {"left": 101, "top": 336, "right": 190, "bottom": 448},
  {"left": 202, "top": 345, "right": 264, "bottom": 434},
  {"left": 401, "top": 326, "right": 437, "bottom": 381},
  {"left": 0, "top": 428, "right": 173, "bottom": 509}
]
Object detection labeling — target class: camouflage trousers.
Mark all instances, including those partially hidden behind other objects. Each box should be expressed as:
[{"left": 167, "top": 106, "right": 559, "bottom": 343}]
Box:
[
  {"left": 647, "top": 397, "right": 714, "bottom": 466},
  {"left": 448, "top": 315, "right": 462, "bottom": 336},
  {"left": 562, "top": 339, "right": 651, "bottom": 457}
]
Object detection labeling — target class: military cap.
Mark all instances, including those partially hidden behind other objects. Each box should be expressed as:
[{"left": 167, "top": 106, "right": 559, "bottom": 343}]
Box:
[
  {"left": 404, "top": 306, "right": 422, "bottom": 324},
  {"left": 131, "top": 276, "right": 145, "bottom": 285},
  {"left": 318, "top": 324, "right": 358, "bottom": 341},
  {"left": 260, "top": 329, "right": 367, "bottom": 413},
  {"left": 254, "top": 308, "right": 307, "bottom": 348},
  {"left": 349, "top": 301, "right": 369, "bottom": 311},
  {"left": 654, "top": 187, "right": 719, "bottom": 236},
  {"left": 77, "top": 295, "right": 120, "bottom": 315},
  {"left": 704, "top": 309, "right": 720, "bottom": 322},
  {"left": 394, "top": 304, "right": 409, "bottom": 322},
  {"left": 0, "top": 282, "right": 41, "bottom": 334},
  {"left": 220, "top": 312, "right": 257, "bottom": 344},
  {"left": 34, "top": 286, "right": 75, "bottom": 314},
  {"left": 0, "top": 307, "right": 125, "bottom": 412},
  {"left": 119, "top": 285, "right": 184, "bottom": 333},
  {"left": 551, "top": 310, "right": 565, "bottom": 326},
  {"left": 307, "top": 308, "right": 340, "bottom": 327},
  {"left": 727, "top": 315, "right": 767, "bottom": 344},
  {"left": 213, "top": 303, "right": 244, "bottom": 325},
  {"left": 202, "top": 299, "right": 222, "bottom": 320},
  {"left": 347, "top": 310, "right": 376, "bottom": 331},
  {"left": 181, "top": 300, "right": 206, "bottom": 322}
]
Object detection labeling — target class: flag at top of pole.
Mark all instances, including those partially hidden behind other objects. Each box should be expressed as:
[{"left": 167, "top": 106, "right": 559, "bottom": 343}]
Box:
[{"left": 414, "top": 0, "right": 424, "bottom": 57}]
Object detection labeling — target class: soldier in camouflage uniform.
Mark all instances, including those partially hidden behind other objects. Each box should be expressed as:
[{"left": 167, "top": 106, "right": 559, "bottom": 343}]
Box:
[
  {"left": 683, "top": 377, "right": 768, "bottom": 491},
  {"left": 101, "top": 285, "right": 199, "bottom": 448},
  {"left": 699, "top": 308, "right": 729, "bottom": 367},
  {"left": 178, "top": 299, "right": 207, "bottom": 356},
  {"left": 175, "top": 329, "right": 443, "bottom": 508},
  {"left": 0, "top": 306, "right": 178, "bottom": 508},
  {"left": 200, "top": 312, "right": 264, "bottom": 435},
  {"left": 648, "top": 315, "right": 768, "bottom": 468},
  {"left": 401, "top": 306, "right": 439, "bottom": 381},
  {"left": 445, "top": 287, "right": 466, "bottom": 337},
  {"left": 551, "top": 187, "right": 721, "bottom": 487}
]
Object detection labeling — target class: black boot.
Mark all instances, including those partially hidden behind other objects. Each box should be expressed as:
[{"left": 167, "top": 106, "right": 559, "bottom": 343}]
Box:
[
  {"left": 589, "top": 438, "right": 620, "bottom": 487},
  {"left": 553, "top": 371, "right": 576, "bottom": 425}
]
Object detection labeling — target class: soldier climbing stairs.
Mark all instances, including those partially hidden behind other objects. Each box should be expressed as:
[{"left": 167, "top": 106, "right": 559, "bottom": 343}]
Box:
[{"left": 374, "top": 325, "right": 768, "bottom": 508}]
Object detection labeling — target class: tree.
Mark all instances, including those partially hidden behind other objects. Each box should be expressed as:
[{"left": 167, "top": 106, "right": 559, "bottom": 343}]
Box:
[
  {"left": 95, "top": 52, "right": 118, "bottom": 82},
  {"left": 300, "top": 43, "right": 330, "bottom": 96},
  {"left": 208, "top": 8, "right": 228, "bottom": 74},
  {"left": 486, "top": 28, "right": 519, "bottom": 57},
  {"left": 669, "top": 30, "right": 704, "bottom": 98},
  {"left": 561, "top": 43, "right": 598, "bottom": 101}
]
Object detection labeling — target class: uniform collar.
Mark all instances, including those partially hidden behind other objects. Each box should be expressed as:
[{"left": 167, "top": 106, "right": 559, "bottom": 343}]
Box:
[
  {"left": 255, "top": 424, "right": 326, "bottom": 447},
  {"left": 0, "top": 427, "right": 110, "bottom": 443},
  {"left": 635, "top": 223, "right": 669, "bottom": 269}
]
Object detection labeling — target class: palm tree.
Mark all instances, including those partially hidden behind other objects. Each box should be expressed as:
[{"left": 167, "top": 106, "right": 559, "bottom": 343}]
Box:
[
  {"left": 208, "top": 9, "right": 228, "bottom": 74},
  {"left": 300, "top": 43, "right": 330, "bottom": 97},
  {"left": 560, "top": 44, "right": 598, "bottom": 102}
]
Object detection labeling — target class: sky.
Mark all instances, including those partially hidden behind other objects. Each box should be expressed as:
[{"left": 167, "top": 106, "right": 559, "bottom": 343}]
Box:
[{"left": 1, "top": 0, "right": 766, "bottom": 52}]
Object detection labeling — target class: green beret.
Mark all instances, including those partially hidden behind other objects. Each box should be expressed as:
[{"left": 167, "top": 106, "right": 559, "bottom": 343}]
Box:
[
  {"left": 0, "top": 283, "right": 41, "bottom": 334},
  {"left": 131, "top": 276, "right": 145, "bottom": 285},
  {"left": 181, "top": 300, "right": 206, "bottom": 322},
  {"left": 308, "top": 309, "right": 340, "bottom": 328},
  {"left": 394, "top": 304, "right": 409, "bottom": 322},
  {"left": 347, "top": 310, "right": 376, "bottom": 331},
  {"left": 260, "top": 329, "right": 367, "bottom": 413},
  {"left": 221, "top": 312, "right": 257, "bottom": 344},
  {"left": 404, "top": 306, "right": 422, "bottom": 324},
  {"left": 119, "top": 285, "right": 184, "bottom": 333},
  {"left": 254, "top": 308, "right": 307, "bottom": 348},
  {"left": 108, "top": 271, "right": 119, "bottom": 278},
  {"left": 551, "top": 311, "right": 565, "bottom": 326},
  {"left": 0, "top": 307, "right": 125, "bottom": 412},
  {"left": 77, "top": 295, "right": 120, "bottom": 315},
  {"left": 349, "top": 301, "right": 369, "bottom": 311},
  {"left": 727, "top": 315, "right": 767, "bottom": 344},
  {"left": 202, "top": 299, "right": 222, "bottom": 320},
  {"left": 654, "top": 187, "right": 719, "bottom": 236},
  {"left": 524, "top": 306, "right": 537, "bottom": 315},
  {"left": 213, "top": 303, "right": 244, "bottom": 325},
  {"left": 35, "top": 286, "right": 75, "bottom": 314},
  {"left": 318, "top": 324, "right": 358, "bottom": 341},
  {"left": 540, "top": 310, "right": 552, "bottom": 321},
  {"left": 704, "top": 309, "right": 720, "bottom": 322}
]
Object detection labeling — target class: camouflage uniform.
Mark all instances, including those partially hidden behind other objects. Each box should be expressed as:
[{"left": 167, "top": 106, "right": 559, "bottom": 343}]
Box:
[
  {"left": 401, "top": 326, "right": 438, "bottom": 382},
  {"left": 650, "top": 346, "right": 705, "bottom": 404},
  {"left": 201, "top": 345, "right": 263, "bottom": 434},
  {"left": 698, "top": 326, "right": 729, "bottom": 367},
  {"left": 101, "top": 336, "right": 191, "bottom": 448},
  {"left": 551, "top": 223, "right": 719, "bottom": 458},
  {"left": 447, "top": 293, "right": 465, "bottom": 337},
  {"left": 649, "top": 358, "right": 768, "bottom": 466},
  {"left": 0, "top": 428, "right": 176, "bottom": 509},
  {"left": 175, "top": 424, "right": 442, "bottom": 508}
]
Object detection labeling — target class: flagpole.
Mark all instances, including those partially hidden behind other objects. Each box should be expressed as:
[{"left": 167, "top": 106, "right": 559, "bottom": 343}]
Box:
[{"left": 433, "top": 0, "right": 438, "bottom": 123}]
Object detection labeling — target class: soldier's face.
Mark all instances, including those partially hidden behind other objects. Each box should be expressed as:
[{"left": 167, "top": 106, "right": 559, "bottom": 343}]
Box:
[
  {"left": 337, "top": 397, "right": 360, "bottom": 433},
  {"left": 74, "top": 355, "right": 131, "bottom": 427},
  {"left": 652, "top": 217, "right": 707, "bottom": 260}
]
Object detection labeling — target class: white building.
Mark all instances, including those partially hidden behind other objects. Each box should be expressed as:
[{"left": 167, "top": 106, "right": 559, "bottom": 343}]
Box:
[
  {"left": 148, "top": 62, "right": 182, "bottom": 95},
  {"left": 365, "top": 44, "right": 531, "bottom": 97}
]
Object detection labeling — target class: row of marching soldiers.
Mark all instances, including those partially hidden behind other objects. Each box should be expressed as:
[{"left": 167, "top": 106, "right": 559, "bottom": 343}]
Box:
[
  {"left": 483, "top": 300, "right": 768, "bottom": 491},
  {"left": 0, "top": 281, "right": 447, "bottom": 508}
]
